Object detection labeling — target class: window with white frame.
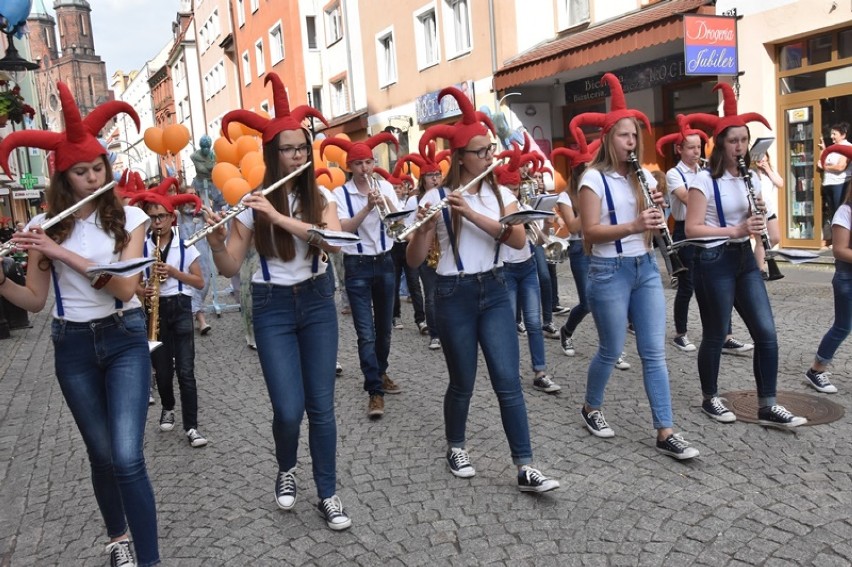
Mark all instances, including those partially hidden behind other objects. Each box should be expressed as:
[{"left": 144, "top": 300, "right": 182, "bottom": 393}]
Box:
[
  {"left": 255, "top": 39, "right": 265, "bottom": 76},
  {"left": 376, "top": 28, "right": 397, "bottom": 87},
  {"left": 306, "top": 16, "right": 318, "bottom": 50},
  {"left": 558, "top": 0, "right": 590, "bottom": 29},
  {"left": 237, "top": 0, "right": 245, "bottom": 26},
  {"left": 269, "top": 22, "right": 284, "bottom": 64},
  {"left": 311, "top": 87, "right": 323, "bottom": 114},
  {"left": 331, "top": 79, "right": 349, "bottom": 117},
  {"left": 443, "top": 0, "right": 471, "bottom": 58},
  {"left": 241, "top": 51, "right": 251, "bottom": 85},
  {"left": 203, "top": 60, "right": 226, "bottom": 100},
  {"left": 414, "top": 5, "right": 439, "bottom": 69},
  {"left": 325, "top": 3, "right": 343, "bottom": 45},
  {"left": 251, "top": 0, "right": 259, "bottom": 13}
]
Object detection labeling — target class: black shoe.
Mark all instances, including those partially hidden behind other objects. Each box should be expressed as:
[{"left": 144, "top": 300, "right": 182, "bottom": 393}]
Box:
[
  {"left": 446, "top": 447, "right": 475, "bottom": 478},
  {"left": 105, "top": 539, "right": 135, "bottom": 567},
  {"left": 758, "top": 405, "right": 807, "bottom": 428},
  {"left": 701, "top": 397, "right": 736, "bottom": 423},
  {"left": 318, "top": 495, "right": 352, "bottom": 530},
  {"left": 805, "top": 368, "right": 837, "bottom": 393},
  {"left": 517, "top": 466, "right": 559, "bottom": 493},
  {"left": 275, "top": 468, "right": 297, "bottom": 510},
  {"left": 581, "top": 406, "right": 614, "bottom": 438},
  {"left": 656, "top": 433, "right": 700, "bottom": 460}
]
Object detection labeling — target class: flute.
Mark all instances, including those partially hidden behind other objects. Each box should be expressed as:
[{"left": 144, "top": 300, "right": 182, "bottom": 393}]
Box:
[
  {"left": 185, "top": 162, "right": 311, "bottom": 246},
  {"left": 394, "top": 159, "right": 503, "bottom": 242},
  {"left": 0, "top": 181, "right": 117, "bottom": 258},
  {"left": 737, "top": 156, "right": 773, "bottom": 254}
]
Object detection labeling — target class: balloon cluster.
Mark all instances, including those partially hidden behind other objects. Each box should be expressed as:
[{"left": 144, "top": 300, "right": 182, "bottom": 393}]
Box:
[
  {"left": 208, "top": 118, "right": 266, "bottom": 205},
  {"left": 312, "top": 133, "right": 350, "bottom": 189},
  {"left": 143, "top": 123, "right": 191, "bottom": 157}
]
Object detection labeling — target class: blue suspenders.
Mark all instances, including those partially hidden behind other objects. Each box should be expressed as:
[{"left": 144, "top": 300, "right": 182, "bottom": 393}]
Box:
[
  {"left": 342, "top": 183, "right": 386, "bottom": 254},
  {"left": 252, "top": 209, "right": 320, "bottom": 282},
  {"left": 438, "top": 187, "right": 501, "bottom": 273},
  {"left": 600, "top": 172, "right": 624, "bottom": 255}
]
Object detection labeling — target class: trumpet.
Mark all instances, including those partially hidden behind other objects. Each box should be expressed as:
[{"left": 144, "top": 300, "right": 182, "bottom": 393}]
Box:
[
  {"left": 366, "top": 173, "right": 407, "bottom": 239},
  {"left": 394, "top": 159, "right": 504, "bottom": 241},
  {"left": 185, "top": 162, "right": 311, "bottom": 246},
  {"left": 627, "top": 151, "right": 687, "bottom": 276},
  {"left": 0, "top": 180, "right": 117, "bottom": 257},
  {"left": 737, "top": 156, "right": 774, "bottom": 255}
]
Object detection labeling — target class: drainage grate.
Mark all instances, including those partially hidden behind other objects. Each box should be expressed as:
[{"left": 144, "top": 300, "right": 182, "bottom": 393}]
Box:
[{"left": 721, "top": 390, "right": 845, "bottom": 426}]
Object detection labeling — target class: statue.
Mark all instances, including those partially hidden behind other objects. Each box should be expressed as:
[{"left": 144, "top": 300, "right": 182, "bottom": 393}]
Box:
[{"left": 190, "top": 135, "right": 226, "bottom": 210}]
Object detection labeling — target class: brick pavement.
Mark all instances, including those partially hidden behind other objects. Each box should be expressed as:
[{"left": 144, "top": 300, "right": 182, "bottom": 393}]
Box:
[{"left": 2, "top": 261, "right": 852, "bottom": 566}]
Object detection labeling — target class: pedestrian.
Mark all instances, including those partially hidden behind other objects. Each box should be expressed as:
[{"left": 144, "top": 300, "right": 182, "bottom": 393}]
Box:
[
  {"left": 685, "top": 83, "right": 807, "bottom": 428},
  {"left": 129, "top": 182, "right": 209, "bottom": 448},
  {"left": 752, "top": 153, "right": 785, "bottom": 280},
  {"left": 321, "top": 131, "right": 403, "bottom": 419},
  {"left": 817, "top": 122, "right": 852, "bottom": 236},
  {"left": 208, "top": 73, "right": 351, "bottom": 530},
  {"left": 407, "top": 86, "right": 561, "bottom": 491},
  {"left": 0, "top": 82, "right": 159, "bottom": 566},
  {"left": 570, "top": 73, "right": 699, "bottom": 460},
  {"left": 804, "top": 143, "right": 852, "bottom": 394},
  {"left": 176, "top": 184, "right": 215, "bottom": 335}
]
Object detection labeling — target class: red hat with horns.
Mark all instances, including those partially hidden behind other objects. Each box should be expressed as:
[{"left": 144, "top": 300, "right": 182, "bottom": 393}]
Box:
[
  {"left": 820, "top": 144, "right": 852, "bottom": 167},
  {"left": 418, "top": 86, "right": 496, "bottom": 152},
  {"left": 222, "top": 73, "right": 328, "bottom": 144},
  {"left": 320, "top": 132, "right": 399, "bottom": 163},
  {"left": 116, "top": 170, "right": 146, "bottom": 199},
  {"left": 494, "top": 141, "right": 526, "bottom": 187},
  {"left": 395, "top": 140, "right": 449, "bottom": 176},
  {"left": 655, "top": 114, "right": 709, "bottom": 156},
  {"left": 569, "top": 73, "right": 651, "bottom": 144},
  {"left": 684, "top": 83, "right": 770, "bottom": 138},
  {"left": 127, "top": 180, "right": 202, "bottom": 217},
  {"left": 0, "top": 82, "right": 140, "bottom": 178}
]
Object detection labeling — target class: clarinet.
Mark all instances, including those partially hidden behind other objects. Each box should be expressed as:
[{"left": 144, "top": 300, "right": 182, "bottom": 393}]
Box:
[
  {"left": 737, "top": 156, "right": 773, "bottom": 254},
  {"left": 627, "top": 151, "right": 687, "bottom": 276}
]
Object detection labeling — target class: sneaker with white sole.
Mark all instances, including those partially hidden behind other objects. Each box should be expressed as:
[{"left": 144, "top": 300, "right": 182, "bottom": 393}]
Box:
[
  {"left": 542, "top": 322, "right": 560, "bottom": 339},
  {"left": 447, "top": 447, "right": 476, "bottom": 478},
  {"left": 428, "top": 337, "right": 441, "bottom": 350},
  {"left": 518, "top": 465, "right": 560, "bottom": 493},
  {"left": 560, "top": 326, "right": 576, "bottom": 356},
  {"left": 656, "top": 433, "right": 700, "bottom": 460},
  {"left": 615, "top": 355, "right": 631, "bottom": 370},
  {"left": 581, "top": 407, "right": 615, "bottom": 438},
  {"left": 186, "top": 428, "right": 208, "bottom": 448},
  {"left": 318, "top": 495, "right": 352, "bottom": 530},
  {"left": 805, "top": 368, "right": 837, "bottom": 393},
  {"left": 533, "top": 374, "right": 561, "bottom": 393},
  {"left": 672, "top": 335, "right": 696, "bottom": 352},
  {"left": 722, "top": 337, "right": 753, "bottom": 356},
  {"left": 517, "top": 322, "right": 526, "bottom": 336},
  {"left": 335, "top": 360, "right": 343, "bottom": 376},
  {"left": 393, "top": 317, "right": 403, "bottom": 329},
  {"left": 275, "top": 468, "right": 297, "bottom": 510},
  {"left": 758, "top": 405, "right": 807, "bottom": 428},
  {"left": 552, "top": 305, "right": 571, "bottom": 315},
  {"left": 105, "top": 539, "right": 135, "bottom": 567},
  {"left": 417, "top": 321, "right": 429, "bottom": 335},
  {"left": 702, "top": 397, "right": 736, "bottom": 423},
  {"left": 159, "top": 409, "right": 175, "bottom": 432}
]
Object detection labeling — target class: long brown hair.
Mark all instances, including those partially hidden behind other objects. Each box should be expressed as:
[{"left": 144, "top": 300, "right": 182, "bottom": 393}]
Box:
[
  {"left": 709, "top": 126, "right": 751, "bottom": 179},
  {"left": 441, "top": 150, "right": 504, "bottom": 253},
  {"left": 256, "top": 129, "right": 324, "bottom": 261}
]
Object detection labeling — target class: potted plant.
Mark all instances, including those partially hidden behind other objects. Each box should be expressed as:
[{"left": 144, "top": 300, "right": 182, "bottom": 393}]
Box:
[{"left": 0, "top": 81, "right": 35, "bottom": 127}]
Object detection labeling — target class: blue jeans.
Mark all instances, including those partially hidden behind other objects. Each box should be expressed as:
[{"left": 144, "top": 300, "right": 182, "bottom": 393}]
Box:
[
  {"left": 816, "top": 262, "right": 852, "bottom": 364},
  {"left": 252, "top": 272, "right": 339, "bottom": 498},
  {"left": 51, "top": 308, "right": 159, "bottom": 567},
  {"left": 694, "top": 242, "right": 778, "bottom": 405},
  {"left": 532, "top": 246, "right": 553, "bottom": 325},
  {"left": 672, "top": 221, "right": 696, "bottom": 335},
  {"left": 151, "top": 294, "right": 198, "bottom": 431},
  {"left": 391, "top": 241, "right": 425, "bottom": 323},
  {"left": 419, "top": 263, "right": 439, "bottom": 340},
  {"left": 503, "top": 257, "right": 546, "bottom": 372},
  {"left": 586, "top": 254, "right": 674, "bottom": 430},
  {"left": 344, "top": 253, "right": 395, "bottom": 395},
  {"left": 436, "top": 269, "right": 533, "bottom": 465},
  {"left": 563, "top": 240, "right": 590, "bottom": 336}
]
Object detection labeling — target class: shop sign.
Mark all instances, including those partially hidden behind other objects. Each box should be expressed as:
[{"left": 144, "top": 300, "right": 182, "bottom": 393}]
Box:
[
  {"left": 563, "top": 54, "right": 686, "bottom": 103},
  {"left": 416, "top": 80, "right": 474, "bottom": 125},
  {"left": 12, "top": 189, "right": 40, "bottom": 199},
  {"left": 683, "top": 14, "right": 738, "bottom": 76}
]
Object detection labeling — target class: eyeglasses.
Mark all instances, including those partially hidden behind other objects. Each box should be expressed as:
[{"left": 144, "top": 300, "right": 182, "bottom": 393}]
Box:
[
  {"left": 423, "top": 172, "right": 442, "bottom": 178},
  {"left": 278, "top": 144, "right": 311, "bottom": 157},
  {"left": 149, "top": 213, "right": 172, "bottom": 223},
  {"left": 461, "top": 143, "right": 497, "bottom": 159}
]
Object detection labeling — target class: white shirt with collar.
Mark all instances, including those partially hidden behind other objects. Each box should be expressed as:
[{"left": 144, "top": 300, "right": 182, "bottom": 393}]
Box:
[
  {"left": 579, "top": 166, "right": 656, "bottom": 258},
  {"left": 665, "top": 160, "right": 702, "bottom": 222},
  {"left": 690, "top": 169, "right": 759, "bottom": 245},
  {"left": 422, "top": 181, "right": 517, "bottom": 276},
  {"left": 27, "top": 205, "right": 150, "bottom": 322},
  {"left": 143, "top": 227, "right": 200, "bottom": 297},
  {"left": 334, "top": 177, "right": 399, "bottom": 255}
]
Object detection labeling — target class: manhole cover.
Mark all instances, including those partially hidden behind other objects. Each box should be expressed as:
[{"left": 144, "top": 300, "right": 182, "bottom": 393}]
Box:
[{"left": 722, "top": 390, "right": 844, "bottom": 426}]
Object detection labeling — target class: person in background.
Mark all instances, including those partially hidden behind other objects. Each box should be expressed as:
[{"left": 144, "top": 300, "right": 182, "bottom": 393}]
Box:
[
  {"left": 752, "top": 153, "right": 785, "bottom": 280},
  {"left": 177, "top": 184, "right": 216, "bottom": 335},
  {"left": 817, "top": 122, "right": 852, "bottom": 241},
  {"left": 0, "top": 83, "right": 159, "bottom": 565}
]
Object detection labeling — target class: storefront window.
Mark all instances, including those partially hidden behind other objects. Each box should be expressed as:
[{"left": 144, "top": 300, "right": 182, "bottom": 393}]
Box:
[
  {"left": 780, "top": 65, "right": 852, "bottom": 94},
  {"left": 840, "top": 29, "right": 852, "bottom": 59},
  {"left": 808, "top": 35, "right": 833, "bottom": 65},
  {"left": 780, "top": 42, "right": 803, "bottom": 71},
  {"left": 785, "top": 107, "right": 815, "bottom": 240}
]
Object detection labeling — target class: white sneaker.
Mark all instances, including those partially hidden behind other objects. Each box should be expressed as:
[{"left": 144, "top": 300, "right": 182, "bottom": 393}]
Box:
[{"left": 429, "top": 337, "right": 442, "bottom": 350}]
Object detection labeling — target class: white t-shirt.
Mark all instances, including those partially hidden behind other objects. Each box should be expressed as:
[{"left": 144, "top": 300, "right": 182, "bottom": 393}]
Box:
[
  {"left": 665, "top": 161, "right": 701, "bottom": 222},
  {"left": 334, "top": 177, "right": 400, "bottom": 255},
  {"left": 690, "top": 169, "right": 760, "bottom": 245},
  {"left": 422, "top": 181, "right": 517, "bottom": 276},
  {"left": 832, "top": 203, "right": 852, "bottom": 230},
  {"left": 556, "top": 191, "right": 582, "bottom": 241},
  {"left": 824, "top": 139, "right": 852, "bottom": 185},
  {"left": 758, "top": 170, "right": 779, "bottom": 219},
  {"left": 402, "top": 195, "right": 418, "bottom": 226},
  {"left": 500, "top": 199, "right": 534, "bottom": 264},
  {"left": 579, "top": 167, "right": 656, "bottom": 258},
  {"left": 143, "top": 227, "right": 200, "bottom": 297},
  {"left": 27, "top": 206, "right": 149, "bottom": 322},
  {"left": 236, "top": 187, "right": 333, "bottom": 285}
]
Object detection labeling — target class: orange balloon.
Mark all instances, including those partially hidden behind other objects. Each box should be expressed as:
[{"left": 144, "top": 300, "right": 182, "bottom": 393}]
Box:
[
  {"left": 439, "top": 160, "right": 450, "bottom": 176},
  {"left": 401, "top": 162, "right": 420, "bottom": 178},
  {"left": 552, "top": 170, "right": 568, "bottom": 192},
  {"left": 163, "top": 124, "right": 191, "bottom": 154},
  {"left": 226, "top": 121, "right": 244, "bottom": 142},
  {"left": 312, "top": 138, "right": 323, "bottom": 151},
  {"left": 222, "top": 177, "right": 252, "bottom": 205},
  {"left": 240, "top": 151, "right": 264, "bottom": 177},
  {"left": 211, "top": 162, "right": 241, "bottom": 189},
  {"left": 335, "top": 133, "right": 350, "bottom": 142},
  {"left": 316, "top": 170, "right": 333, "bottom": 186},
  {"left": 323, "top": 145, "right": 344, "bottom": 166},
  {"left": 144, "top": 127, "right": 165, "bottom": 155},
  {"left": 246, "top": 164, "right": 266, "bottom": 189},
  {"left": 236, "top": 136, "right": 261, "bottom": 161},
  {"left": 241, "top": 123, "right": 262, "bottom": 138},
  {"left": 257, "top": 110, "right": 271, "bottom": 120},
  {"left": 313, "top": 149, "right": 327, "bottom": 169},
  {"left": 327, "top": 166, "right": 346, "bottom": 189},
  {"left": 213, "top": 137, "right": 239, "bottom": 165}
]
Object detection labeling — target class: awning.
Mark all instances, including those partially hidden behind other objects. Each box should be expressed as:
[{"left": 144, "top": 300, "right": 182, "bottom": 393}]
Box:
[{"left": 494, "top": 0, "right": 712, "bottom": 91}]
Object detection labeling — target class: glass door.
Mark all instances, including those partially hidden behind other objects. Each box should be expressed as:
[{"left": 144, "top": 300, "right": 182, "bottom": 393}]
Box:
[{"left": 782, "top": 104, "right": 821, "bottom": 247}]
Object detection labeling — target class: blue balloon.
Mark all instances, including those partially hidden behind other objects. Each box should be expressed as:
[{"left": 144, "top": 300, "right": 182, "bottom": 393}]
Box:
[{"left": 0, "top": 0, "right": 33, "bottom": 36}]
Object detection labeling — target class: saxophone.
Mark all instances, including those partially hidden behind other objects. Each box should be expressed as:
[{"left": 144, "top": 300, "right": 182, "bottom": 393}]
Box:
[
  {"left": 426, "top": 233, "right": 441, "bottom": 269},
  {"left": 147, "top": 231, "right": 163, "bottom": 352}
]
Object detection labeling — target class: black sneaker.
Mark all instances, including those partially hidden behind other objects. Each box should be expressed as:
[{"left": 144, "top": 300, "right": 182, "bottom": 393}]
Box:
[
  {"left": 533, "top": 374, "right": 561, "bottom": 393},
  {"left": 318, "top": 495, "right": 352, "bottom": 531},
  {"left": 335, "top": 360, "right": 343, "bottom": 376},
  {"left": 446, "top": 447, "right": 475, "bottom": 478},
  {"left": 186, "top": 428, "right": 208, "bottom": 448},
  {"left": 105, "top": 539, "right": 135, "bottom": 567},
  {"left": 656, "top": 433, "right": 700, "bottom": 460},
  {"left": 159, "top": 409, "right": 175, "bottom": 432},
  {"left": 560, "top": 326, "right": 575, "bottom": 356},
  {"left": 672, "top": 335, "right": 696, "bottom": 352},
  {"left": 805, "top": 368, "right": 837, "bottom": 393},
  {"left": 581, "top": 407, "right": 615, "bottom": 438},
  {"left": 516, "top": 322, "right": 526, "bottom": 335},
  {"left": 552, "top": 305, "right": 571, "bottom": 315},
  {"left": 701, "top": 397, "right": 736, "bottom": 423},
  {"left": 758, "top": 405, "right": 807, "bottom": 428},
  {"left": 722, "top": 337, "right": 753, "bottom": 356},
  {"left": 275, "top": 468, "right": 297, "bottom": 510},
  {"left": 518, "top": 466, "right": 560, "bottom": 493},
  {"left": 542, "top": 322, "right": 560, "bottom": 339}
]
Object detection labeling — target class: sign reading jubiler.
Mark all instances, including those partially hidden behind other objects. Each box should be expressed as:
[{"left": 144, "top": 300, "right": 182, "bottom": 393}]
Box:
[{"left": 683, "top": 14, "right": 738, "bottom": 76}]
